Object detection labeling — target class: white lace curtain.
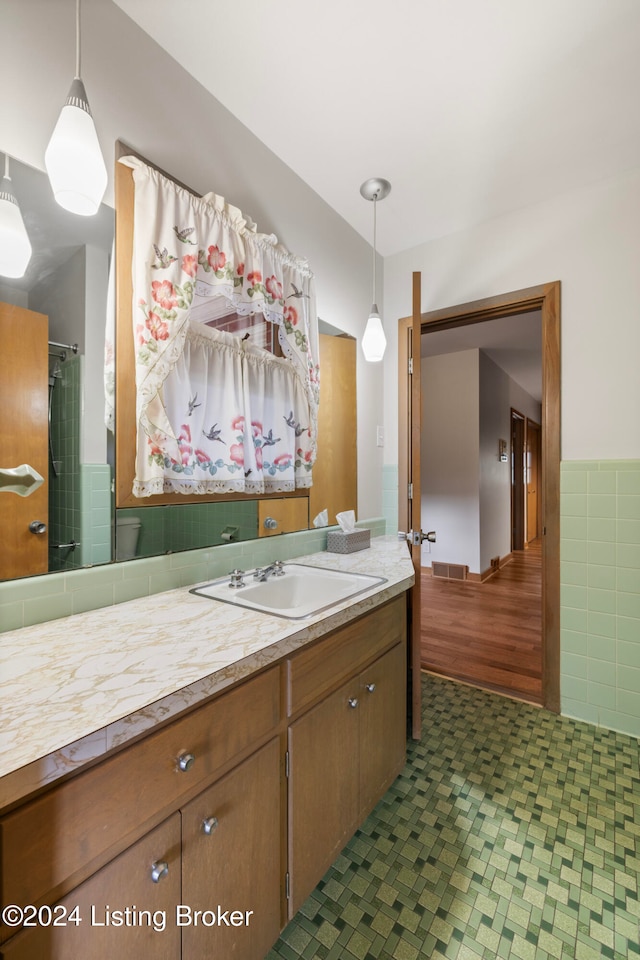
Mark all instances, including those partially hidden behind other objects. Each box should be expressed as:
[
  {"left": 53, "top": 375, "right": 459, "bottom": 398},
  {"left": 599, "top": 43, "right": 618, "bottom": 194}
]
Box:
[{"left": 113, "top": 156, "right": 320, "bottom": 497}]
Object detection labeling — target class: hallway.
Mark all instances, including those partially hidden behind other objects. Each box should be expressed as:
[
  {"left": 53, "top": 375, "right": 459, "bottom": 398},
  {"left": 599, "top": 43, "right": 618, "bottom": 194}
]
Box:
[{"left": 420, "top": 541, "right": 542, "bottom": 703}]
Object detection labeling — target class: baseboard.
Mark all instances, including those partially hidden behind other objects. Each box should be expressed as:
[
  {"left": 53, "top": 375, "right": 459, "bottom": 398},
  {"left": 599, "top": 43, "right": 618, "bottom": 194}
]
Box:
[{"left": 424, "top": 551, "right": 514, "bottom": 583}]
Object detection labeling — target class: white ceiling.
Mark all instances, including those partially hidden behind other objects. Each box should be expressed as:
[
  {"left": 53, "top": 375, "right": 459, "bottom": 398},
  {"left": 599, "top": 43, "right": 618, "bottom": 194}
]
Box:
[{"left": 113, "top": 0, "right": 640, "bottom": 257}]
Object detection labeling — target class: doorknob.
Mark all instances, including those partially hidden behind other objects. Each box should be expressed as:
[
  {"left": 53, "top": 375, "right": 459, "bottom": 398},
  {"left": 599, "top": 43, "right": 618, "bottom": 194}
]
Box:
[
  {"left": 29, "top": 521, "right": 47, "bottom": 535},
  {"left": 398, "top": 530, "right": 436, "bottom": 545}
]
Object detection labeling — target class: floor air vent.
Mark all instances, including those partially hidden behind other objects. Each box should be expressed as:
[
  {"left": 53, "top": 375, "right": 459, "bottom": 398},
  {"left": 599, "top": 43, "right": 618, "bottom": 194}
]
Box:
[{"left": 432, "top": 562, "right": 468, "bottom": 581}]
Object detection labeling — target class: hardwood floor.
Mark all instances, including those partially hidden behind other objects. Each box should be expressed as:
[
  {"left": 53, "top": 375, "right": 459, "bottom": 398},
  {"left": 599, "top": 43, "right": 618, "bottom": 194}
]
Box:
[{"left": 420, "top": 540, "right": 542, "bottom": 703}]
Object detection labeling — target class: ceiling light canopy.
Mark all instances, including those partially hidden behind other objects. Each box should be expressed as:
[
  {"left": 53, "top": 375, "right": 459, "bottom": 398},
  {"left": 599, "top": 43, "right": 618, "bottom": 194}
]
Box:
[
  {"left": 360, "top": 178, "right": 391, "bottom": 363},
  {"left": 0, "top": 155, "right": 32, "bottom": 279},
  {"left": 45, "top": 0, "right": 107, "bottom": 216}
]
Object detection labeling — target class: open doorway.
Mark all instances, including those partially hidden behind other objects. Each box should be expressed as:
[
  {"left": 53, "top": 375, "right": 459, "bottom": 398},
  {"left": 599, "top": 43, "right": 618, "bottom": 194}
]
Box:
[
  {"left": 420, "top": 313, "right": 543, "bottom": 701},
  {"left": 398, "top": 282, "right": 560, "bottom": 711}
]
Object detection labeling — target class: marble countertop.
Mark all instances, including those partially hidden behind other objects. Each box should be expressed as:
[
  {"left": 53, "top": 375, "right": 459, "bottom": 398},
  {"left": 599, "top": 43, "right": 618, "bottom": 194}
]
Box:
[{"left": 0, "top": 536, "right": 414, "bottom": 809}]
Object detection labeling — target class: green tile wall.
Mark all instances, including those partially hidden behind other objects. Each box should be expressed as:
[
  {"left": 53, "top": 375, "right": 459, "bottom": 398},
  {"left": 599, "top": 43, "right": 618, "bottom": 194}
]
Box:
[
  {"left": 80, "top": 464, "right": 112, "bottom": 566},
  {"left": 561, "top": 460, "right": 640, "bottom": 738},
  {"left": 48, "top": 356, "right": 82, "bottom": 571},
  {"left": 47, "top": 358, "right": 112, "bottom": 572},
  {"left": 0, "top": 518, "right": 386, "bottom": 633},
  {"left": 117, "top": 500, "right": 259, "bottom": 559}
]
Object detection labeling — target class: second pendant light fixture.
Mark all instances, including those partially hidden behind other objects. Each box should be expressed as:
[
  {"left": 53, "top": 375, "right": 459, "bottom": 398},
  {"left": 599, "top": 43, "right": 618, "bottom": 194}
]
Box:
[
  {"left": 45, "top": 0, "right": 107, "bottom": 216},
  {"left": 360, "top": 177, "right": 391, "bottom": 363}
]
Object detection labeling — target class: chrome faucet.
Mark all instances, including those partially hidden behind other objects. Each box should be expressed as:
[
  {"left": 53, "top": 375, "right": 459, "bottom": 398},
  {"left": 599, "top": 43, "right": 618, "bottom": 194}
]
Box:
[{"left": 253, "top": 561, "right": 285, "bottom": 581}]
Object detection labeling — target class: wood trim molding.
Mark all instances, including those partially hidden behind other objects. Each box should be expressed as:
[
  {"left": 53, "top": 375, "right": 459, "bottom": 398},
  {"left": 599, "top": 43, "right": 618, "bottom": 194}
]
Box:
[{"left": 398, "top": 282, "right": 561, "bottom": 713}]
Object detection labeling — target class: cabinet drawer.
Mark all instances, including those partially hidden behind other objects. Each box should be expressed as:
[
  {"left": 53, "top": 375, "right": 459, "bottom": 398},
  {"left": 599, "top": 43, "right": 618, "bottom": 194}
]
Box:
[
  {"left": 287, "top": 595, "right": 405, "bottom": 717},
  {"left": 1, "top": 814, "right": 181, "bottom": 958},
  {"left": 0, "top": 666, "right": 279, "bottom": 914}
]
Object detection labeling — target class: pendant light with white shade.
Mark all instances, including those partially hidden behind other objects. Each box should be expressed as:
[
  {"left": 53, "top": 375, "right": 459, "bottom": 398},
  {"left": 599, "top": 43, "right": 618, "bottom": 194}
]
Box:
[
  {"left": 45, "top": 0, "right": 107, "bottom": 216},
  {"left": 360, "top": 177, "right": 391, "bottom": 362},
  {"left": 0, "top": 155, "right": 32, "bottom": 279}
]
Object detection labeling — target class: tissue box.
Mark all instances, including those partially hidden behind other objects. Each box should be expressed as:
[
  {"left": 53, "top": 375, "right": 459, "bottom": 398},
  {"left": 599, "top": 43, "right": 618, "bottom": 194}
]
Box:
[{"left": 326, "top": 529, "right": 370, "bottom": 554}]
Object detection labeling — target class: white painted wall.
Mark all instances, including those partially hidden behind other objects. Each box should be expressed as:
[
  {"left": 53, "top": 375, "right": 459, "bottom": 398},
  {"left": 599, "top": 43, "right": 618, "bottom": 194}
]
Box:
[
  {"left": 421, "top": 350, "right": 480, "bottom": 571},
  {"left": 479, "top": 353, "right": 541, "bottom": 572},
  {"left": 422, "top": 349, "right": 542, "bottom": 575},
  {"left": 2, "top": 0, "right": 381, "bottom": 517},
  {"left": 83, "top": 246, "right": 110, "bottom": 463},
  {"left": 28, "top": 246, "right": 109, "bottom": 464},
  {"left": 384, "top": 166, "right": 640, "bottom": 469},
  {"left": 0, "top": 283, "right": 27, "bottom": 308}
]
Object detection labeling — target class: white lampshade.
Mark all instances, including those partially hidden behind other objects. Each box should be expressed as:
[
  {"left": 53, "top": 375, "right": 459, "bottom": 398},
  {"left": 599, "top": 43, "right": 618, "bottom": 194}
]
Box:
[
  {"left": 362, "top": 305, "right": 387, "bottom": 362},
  {"left": 45, "top": 78, "right": 107, "bottom": 216},
  {"left": 0, "top": 171, "right": 32, "bottom": 279}
]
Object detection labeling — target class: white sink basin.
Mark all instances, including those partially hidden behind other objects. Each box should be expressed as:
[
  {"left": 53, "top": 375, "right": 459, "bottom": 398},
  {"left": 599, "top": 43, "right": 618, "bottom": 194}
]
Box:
[{"left": 191, "top": 563, "right": 387, "bottom": 619}]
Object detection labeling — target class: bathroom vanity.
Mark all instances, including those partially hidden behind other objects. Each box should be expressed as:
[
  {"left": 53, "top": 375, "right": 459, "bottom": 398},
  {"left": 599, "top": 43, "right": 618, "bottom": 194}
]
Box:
[{"left": 0, "top": 537, "right": 413, "bottom": 959}]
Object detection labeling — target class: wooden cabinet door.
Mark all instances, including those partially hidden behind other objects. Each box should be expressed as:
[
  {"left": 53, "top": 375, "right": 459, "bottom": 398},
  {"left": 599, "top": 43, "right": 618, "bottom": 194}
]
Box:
[
  {"left": 308, "top": 333, "right": 357, "bottom": 526},
  {"left": 287, "top": 680, "right": 360, "bottom": 916},
  {"left": 181, "top": 738, "right": 282, "bottom": 960},
  {"left": 258, "top": 497, "right": 309, "bottom": 536},
  {"left": 359, "top": 643, "right": 407, "bottom": 818},
  {"left": 1, "top": 814, "right": 181, "bottom": 960}
]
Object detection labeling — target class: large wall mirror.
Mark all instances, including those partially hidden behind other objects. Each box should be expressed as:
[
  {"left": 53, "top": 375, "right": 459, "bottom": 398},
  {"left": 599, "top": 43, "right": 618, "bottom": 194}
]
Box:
[
  {"left": 1, "top": 150, "right": 357, "bottom": 583},
  {"left": 0, "top": 154, "right": 113, "bottom": 583}
]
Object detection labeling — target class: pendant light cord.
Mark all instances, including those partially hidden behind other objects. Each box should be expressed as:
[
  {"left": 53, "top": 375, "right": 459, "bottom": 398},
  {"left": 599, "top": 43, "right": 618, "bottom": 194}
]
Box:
[
  {"left": 372, "top": 193, "right": 377, "bottom": 304},
  {"left": 75, "top": 0, "right": 81, "bottom": 79}
]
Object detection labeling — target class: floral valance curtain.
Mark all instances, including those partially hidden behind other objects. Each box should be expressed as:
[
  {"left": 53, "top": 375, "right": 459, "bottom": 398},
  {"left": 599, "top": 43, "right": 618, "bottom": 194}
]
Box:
[{"left": 116, "top": 156, "right": 320, "bottom": 497}]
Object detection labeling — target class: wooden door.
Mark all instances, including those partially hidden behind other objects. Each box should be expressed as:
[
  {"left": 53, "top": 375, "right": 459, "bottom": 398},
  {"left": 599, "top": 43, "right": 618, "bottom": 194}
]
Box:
[
  {"left": 511, "top": 409, "right": 525, "bottom": 551},
  {"left": 287, "top": 679, "right": 360, "bottom": 915},
  {"left": 308, "top": 333, "right": 357, "bottom": 525},
  {"left": 526, "top": 419, "right": 541, "bottom": 543},
  {"left": 0, "top": 302, "right": 49, "bottom": 580},
  {"left": 358, "top": 641, "right": 406, "bottom": 817},
  {"left": 398, "top": 282, "right": 561, "bottom": 713},
  {"left": 0, "top": 815, "right": 181, "bottom": 960},
  {"left": 397, "top": 273, "right": 423, "bottom": 739},
  {"left": 181, "top": 738, "right": 282, "bottom": 960}
]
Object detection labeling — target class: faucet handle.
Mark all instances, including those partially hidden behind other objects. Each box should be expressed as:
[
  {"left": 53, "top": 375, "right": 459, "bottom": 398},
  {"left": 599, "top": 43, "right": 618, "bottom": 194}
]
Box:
[
  {"left": 273, "top": 561, "right": 285, "bottom": 576},
  {"left": 229, "top": 569, "right": 245, "bottom": 588}
]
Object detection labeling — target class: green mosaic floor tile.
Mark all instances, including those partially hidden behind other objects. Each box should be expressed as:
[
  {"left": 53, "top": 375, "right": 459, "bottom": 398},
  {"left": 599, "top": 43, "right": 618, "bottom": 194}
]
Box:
[{"left": 267, "top": 675, "right": 640, "bottom": 960}]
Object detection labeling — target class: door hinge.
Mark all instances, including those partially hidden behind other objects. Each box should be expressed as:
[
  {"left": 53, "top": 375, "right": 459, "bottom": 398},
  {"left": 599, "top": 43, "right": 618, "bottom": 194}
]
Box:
[
  {"left": 285, "top": 749, "right": 290, "bottom": 778},
  {"left": 408, "top": 482, "right": 413, "bottom": 500},
  {"left": 285, "top": 872, "right": 290, "bottom": 900},
  {"left": 408, "top": 357, "right": 413, "bottom": 375}
]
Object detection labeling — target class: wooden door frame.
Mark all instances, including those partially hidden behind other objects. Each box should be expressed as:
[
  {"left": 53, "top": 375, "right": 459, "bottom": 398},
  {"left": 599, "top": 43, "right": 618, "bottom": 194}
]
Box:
[{"left": 398, "top": 281, "right": 560, "bottom": 713}]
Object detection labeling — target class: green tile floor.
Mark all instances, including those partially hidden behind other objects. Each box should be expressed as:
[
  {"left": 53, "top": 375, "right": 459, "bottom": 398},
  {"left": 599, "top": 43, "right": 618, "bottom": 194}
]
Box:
[{"left": 268, "top": 674, "right": 640, "bottom": 960}]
